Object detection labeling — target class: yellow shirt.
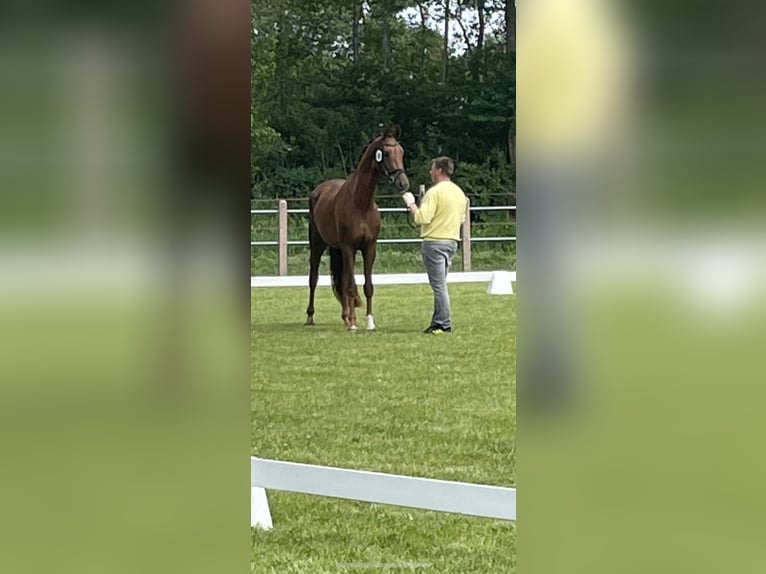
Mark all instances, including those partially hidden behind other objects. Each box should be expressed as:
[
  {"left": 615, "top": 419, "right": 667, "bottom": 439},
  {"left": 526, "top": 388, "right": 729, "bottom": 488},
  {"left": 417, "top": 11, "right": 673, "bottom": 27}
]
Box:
[{"left": 414, "top": 180, "right": 468, "bottom": 241}]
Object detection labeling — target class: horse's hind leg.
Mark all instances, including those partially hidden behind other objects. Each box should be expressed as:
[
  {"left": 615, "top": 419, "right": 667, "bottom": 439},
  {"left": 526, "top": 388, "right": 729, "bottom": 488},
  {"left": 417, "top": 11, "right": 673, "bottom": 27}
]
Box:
[
  {"left": 305, "top": 225, "right": 326, "bottom": 326},
  {"left": 362, "top": 242, "right": 377, "bottom": 331},
  {"left": 342, "top": 247, "right": 358, "bottom": 331}
]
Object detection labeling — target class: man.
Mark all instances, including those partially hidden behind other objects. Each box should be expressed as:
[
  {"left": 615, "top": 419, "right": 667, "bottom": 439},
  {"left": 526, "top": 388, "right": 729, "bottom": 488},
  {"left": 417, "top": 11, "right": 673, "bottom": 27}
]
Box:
[{"left": 402, "top": 157, "right": 468, "bottom": 334}]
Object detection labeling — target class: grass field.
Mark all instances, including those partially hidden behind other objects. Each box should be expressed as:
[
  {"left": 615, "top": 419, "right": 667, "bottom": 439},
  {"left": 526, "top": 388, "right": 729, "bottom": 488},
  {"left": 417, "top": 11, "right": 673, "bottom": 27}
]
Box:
[
  {"left": 251, "top": 283, "right": 516, "bottom": 573},
  {"left": 251, "top": 243, "right": 516, "bottom": 276}
]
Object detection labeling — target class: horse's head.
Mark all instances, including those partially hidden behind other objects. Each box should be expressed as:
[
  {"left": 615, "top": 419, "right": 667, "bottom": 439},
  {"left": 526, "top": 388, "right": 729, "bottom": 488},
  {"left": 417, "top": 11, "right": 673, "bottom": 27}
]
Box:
[{"left": 373, "top": 127, "right": 410, "bottom": 193}]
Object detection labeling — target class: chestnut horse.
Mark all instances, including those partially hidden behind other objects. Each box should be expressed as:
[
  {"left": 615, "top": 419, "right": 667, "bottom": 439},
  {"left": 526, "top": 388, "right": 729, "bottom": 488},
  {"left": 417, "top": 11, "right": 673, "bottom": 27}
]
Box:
[{"left": 304, "top": 127, "right": 410, "bottom": 331}]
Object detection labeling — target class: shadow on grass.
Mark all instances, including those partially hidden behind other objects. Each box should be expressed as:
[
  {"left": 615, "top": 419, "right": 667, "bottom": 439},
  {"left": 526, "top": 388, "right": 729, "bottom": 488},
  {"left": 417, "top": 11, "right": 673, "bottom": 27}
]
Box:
[
  {"left": 252, "top": 323, "right": 427, "bottom": 336},
  {"left": 252, "top": 323, "right": 336, "bottom": 334}
]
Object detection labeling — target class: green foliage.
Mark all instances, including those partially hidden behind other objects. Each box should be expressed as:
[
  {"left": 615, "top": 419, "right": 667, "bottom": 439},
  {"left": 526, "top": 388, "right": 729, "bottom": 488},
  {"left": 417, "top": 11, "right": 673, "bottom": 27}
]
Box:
[
  {"left": 252, "top": 165, "right": 323, "bottom": 199},
  {"left": 250, "top": 0, "right": 515, "bottom": 202},
  {"left": 454, "top": 152, "right": 516, "bottom": 207},
  {"left": 251, "top": 120, "right": 287, "bottom": 185}
]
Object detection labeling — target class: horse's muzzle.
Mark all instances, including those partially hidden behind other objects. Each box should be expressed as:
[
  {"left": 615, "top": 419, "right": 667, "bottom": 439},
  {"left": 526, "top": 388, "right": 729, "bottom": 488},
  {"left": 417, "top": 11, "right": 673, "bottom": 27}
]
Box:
[{"left": 393, "top": 172, "right": 410, "bottom": 192}]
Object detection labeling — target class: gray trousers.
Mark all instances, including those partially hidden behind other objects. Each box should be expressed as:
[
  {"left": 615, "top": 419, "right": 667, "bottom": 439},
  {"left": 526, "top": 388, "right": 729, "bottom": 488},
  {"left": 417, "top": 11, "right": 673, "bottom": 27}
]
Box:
[{"left": 421, "top": 240, "right": 458, "bottom": 329}]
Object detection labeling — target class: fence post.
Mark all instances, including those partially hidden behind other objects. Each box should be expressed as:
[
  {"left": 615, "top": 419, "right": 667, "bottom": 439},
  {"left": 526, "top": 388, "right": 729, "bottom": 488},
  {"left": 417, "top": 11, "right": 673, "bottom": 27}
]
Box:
[
  {"left": 462, "top": 196, "right": 471, "bottom": 271},
  {"left": 278, "top": 199, "right": 288, "bottom": 276}
]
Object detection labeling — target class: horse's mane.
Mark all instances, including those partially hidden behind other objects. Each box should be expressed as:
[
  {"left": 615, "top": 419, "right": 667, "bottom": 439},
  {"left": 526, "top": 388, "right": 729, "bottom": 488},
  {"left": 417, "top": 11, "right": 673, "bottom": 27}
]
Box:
[
  {"left": 354, "top": 144, "right": 370, "bottom": 169},
  {"left": 353, "top": 137, "right": 379, "bottom": 171}
]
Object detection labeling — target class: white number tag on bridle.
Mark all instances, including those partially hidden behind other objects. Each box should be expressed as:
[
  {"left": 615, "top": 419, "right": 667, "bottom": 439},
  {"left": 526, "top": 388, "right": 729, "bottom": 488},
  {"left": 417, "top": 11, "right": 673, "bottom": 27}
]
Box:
[{"left": 375, "top": 149, "right": 383, "bottom": 162}]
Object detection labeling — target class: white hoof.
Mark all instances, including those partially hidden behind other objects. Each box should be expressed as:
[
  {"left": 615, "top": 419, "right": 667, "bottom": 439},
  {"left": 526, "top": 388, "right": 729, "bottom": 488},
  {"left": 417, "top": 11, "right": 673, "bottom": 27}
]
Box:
[
  {"left": 348, "top": 325, "right": 358, "bottom": 333},
  {"left": 366, "top": 315, "right": 376, "bottom": 331}
]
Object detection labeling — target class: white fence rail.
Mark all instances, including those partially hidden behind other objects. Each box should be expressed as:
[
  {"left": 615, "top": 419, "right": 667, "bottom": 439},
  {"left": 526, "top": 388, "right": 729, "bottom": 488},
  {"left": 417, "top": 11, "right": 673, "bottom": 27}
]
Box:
[
  {"left": 250, "top": 271, "right": 516, "bottom": 293},
  {"left": 251, "top": 191, "right": 515, "bottom": 274},
  {"left": 251, "top": 457, "right": 516, "bottom": 529}
]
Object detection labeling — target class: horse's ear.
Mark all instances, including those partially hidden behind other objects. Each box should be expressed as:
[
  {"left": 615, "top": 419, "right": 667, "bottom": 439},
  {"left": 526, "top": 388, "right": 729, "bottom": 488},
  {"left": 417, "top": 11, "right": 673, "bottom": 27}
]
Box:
[{"left": 380, "top": 124, "right": 400, "bottom": 139}]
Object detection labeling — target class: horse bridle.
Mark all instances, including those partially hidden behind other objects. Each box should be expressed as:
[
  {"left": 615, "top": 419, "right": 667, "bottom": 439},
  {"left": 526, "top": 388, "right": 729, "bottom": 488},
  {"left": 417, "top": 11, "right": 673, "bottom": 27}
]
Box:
[{"left": 375, "top": 142, "right": 406, "bottom": 184}]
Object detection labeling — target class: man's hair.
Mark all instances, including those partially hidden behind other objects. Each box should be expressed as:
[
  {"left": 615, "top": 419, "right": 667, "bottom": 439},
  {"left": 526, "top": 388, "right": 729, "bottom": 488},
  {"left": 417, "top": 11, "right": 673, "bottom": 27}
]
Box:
[{"left": 431, "top": 156, "right": 455, "bottom": 177}]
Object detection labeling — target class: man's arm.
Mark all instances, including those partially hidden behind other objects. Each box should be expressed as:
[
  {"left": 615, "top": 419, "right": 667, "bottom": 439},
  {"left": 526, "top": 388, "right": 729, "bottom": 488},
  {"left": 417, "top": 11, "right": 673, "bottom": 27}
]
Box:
[{"left": 405, "top": 189, "right": 436, "bottom": 224}]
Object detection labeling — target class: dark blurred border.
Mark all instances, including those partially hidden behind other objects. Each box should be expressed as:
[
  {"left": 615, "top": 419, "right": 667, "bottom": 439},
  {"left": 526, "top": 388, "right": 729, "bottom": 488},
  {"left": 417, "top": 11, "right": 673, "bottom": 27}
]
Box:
[
  {"left": 519, "top": 2, "right": 766, "bottom": 573},
  {"left": 0, "top": 1, "right": 251, "bottom": 572}
]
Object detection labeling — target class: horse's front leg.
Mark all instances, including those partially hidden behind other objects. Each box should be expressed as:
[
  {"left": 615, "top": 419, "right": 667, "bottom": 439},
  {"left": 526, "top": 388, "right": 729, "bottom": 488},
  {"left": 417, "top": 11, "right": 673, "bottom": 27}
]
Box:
[
  {"left": 342, "top": 248, "right": 358, "bottom": 331},
  {"left": 362, "top": 242, "right": 376, "bottom": 331}
]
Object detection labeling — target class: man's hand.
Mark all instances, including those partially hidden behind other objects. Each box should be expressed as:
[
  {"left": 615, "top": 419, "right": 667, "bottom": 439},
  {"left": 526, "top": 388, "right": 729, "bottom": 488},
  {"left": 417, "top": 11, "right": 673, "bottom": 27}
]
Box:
[{"left": 402, "top": 192, "right": 416, "bottom": 207}]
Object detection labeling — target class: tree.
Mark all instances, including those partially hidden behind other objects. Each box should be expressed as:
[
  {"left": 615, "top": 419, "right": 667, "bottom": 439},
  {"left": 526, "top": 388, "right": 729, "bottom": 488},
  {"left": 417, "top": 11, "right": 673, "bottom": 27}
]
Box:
[{"left": 249, "top": 0, "right": 515, "bottom": 197}]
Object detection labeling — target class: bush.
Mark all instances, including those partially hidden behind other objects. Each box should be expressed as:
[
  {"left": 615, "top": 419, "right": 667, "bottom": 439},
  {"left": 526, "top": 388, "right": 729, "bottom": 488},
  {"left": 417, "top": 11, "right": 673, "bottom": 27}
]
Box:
[{"left": 251, "top": 166, "right": 323, "bottom": 199}]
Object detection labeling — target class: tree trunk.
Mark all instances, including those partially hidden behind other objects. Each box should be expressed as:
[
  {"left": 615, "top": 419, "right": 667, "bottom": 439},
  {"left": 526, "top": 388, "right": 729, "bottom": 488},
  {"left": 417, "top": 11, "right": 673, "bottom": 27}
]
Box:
[
  {"left": 337, "top": 143, "right": 348, "bottom": 174},
  {"left": 352, "top": 0, "right": 359, "bottom": 65},
  {"left": 375, "top": 0, "right": 392, "bottom": 71},
  {"left": 506, "top": 0, "right": 515, "bottom": 54},
  {"left": 508, "top": 121, "right": 515, "bottom": 167},
  {"left": 508, "top": 0, "right": 515, "bottom": 165},
  {"left": 382, "top": 15, "right": 390, "bottom": 70},
  {"left": 418, "top": 1, "right": 428, "bottom": 73},
  {"left": 477, "top": 0, "right": 485, "bottom": 51},
  {"left": 454, "top": 4, "right": 477, "bottom": 81},
  {"left": 441, "top": 0, "right": 450, "bottom": 83}
]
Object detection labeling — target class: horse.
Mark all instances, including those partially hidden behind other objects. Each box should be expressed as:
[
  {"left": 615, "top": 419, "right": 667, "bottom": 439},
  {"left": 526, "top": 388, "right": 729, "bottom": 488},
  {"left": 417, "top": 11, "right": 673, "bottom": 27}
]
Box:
[{"left": 304, "top": 126, "right": 410, "bottom": 331}]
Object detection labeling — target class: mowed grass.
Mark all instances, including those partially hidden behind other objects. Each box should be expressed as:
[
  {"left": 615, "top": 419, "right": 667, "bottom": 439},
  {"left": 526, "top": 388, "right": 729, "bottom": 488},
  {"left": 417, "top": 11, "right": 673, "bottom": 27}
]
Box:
[{"left": 251, "top": 283, "right": 516, "bottom": 573}]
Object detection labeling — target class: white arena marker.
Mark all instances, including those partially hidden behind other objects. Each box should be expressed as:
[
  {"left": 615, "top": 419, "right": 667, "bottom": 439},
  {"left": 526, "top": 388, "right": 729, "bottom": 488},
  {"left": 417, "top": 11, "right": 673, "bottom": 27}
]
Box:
[
  {"left": 251, "top": 487, "right": 273, "bottom": 530},
  {"left": 251, "top": 457, "right": 516, "bottom": 523},
  {"left": 487, "top": 271, "right": 515, "bottom": 295}
]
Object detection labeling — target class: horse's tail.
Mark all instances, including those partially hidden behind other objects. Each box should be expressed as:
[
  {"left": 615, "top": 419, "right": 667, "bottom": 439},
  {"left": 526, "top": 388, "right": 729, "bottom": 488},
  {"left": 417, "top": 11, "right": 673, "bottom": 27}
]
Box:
[
  {"left": 329, "top": 248, "right": 361, "bottom": 307},
  {"left": 329, "top": 248, "right": 343, "bottom": 303}
]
